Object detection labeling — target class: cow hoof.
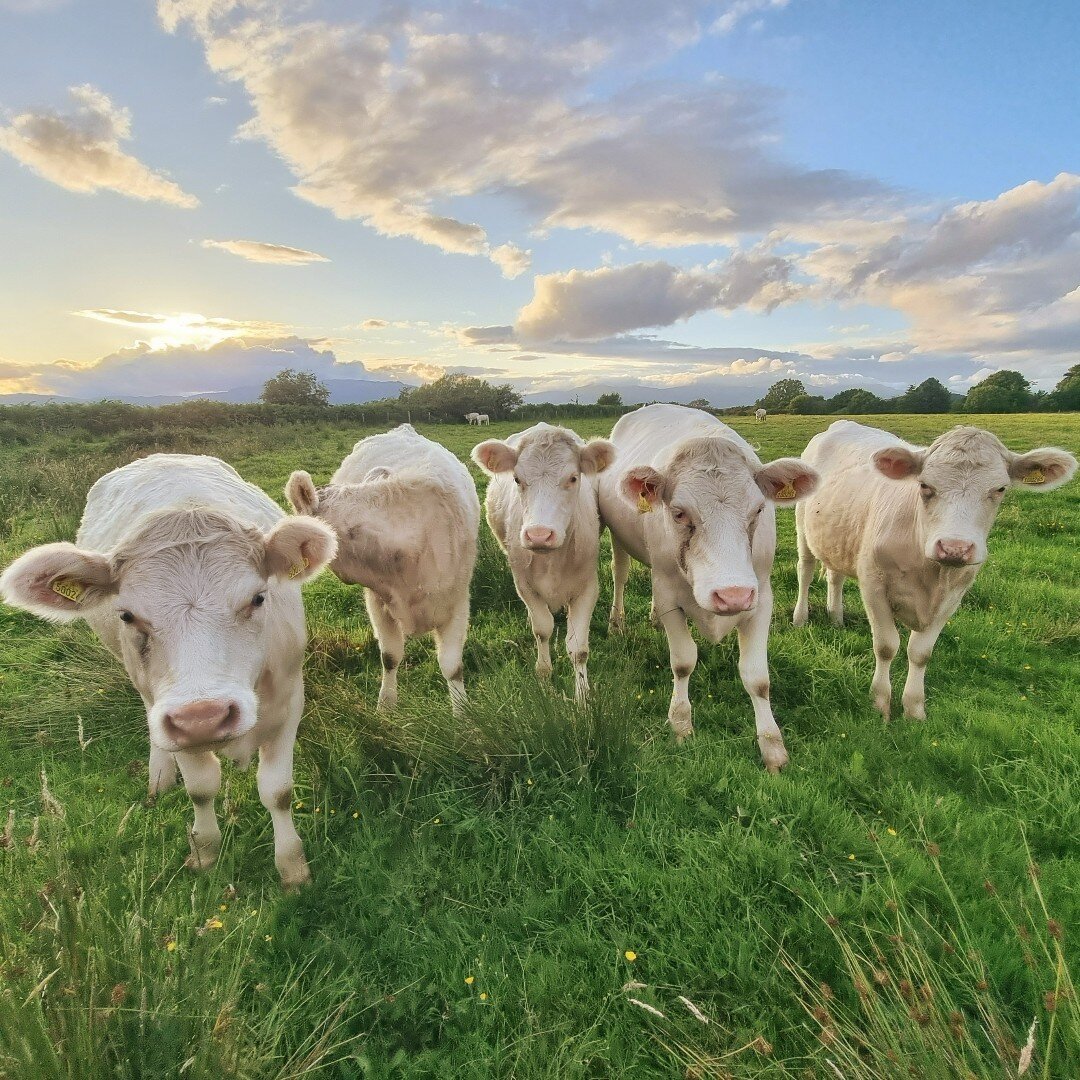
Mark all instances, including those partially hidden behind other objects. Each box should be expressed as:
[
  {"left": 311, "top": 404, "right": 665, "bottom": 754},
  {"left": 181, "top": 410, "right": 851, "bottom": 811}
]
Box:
[
  {"left": 792, "top": 607, "right": 808, "bottom": 627},
  {"left": 903, "top": 700, "right": 926, "bottom": 721},
  {"left": 608, "top": 613, "right": 625, "bottom": 635},
  {"left": 760, "top": 742, "right": 789, "bottom": 774},
  {"left": 279, "top": 861, "right": 311, "bottom": 892},
  {"left": 873, "top": 697, "right": 892, "bottom": 722},
  {"left": 829, "top": 614, "right": 845, "bottom": 629},
  {"left": 185, "top": 848, "right": 219, "bottom": 872},
  {"left": 535, "top": 665, "right": 553, "bottom": 681},
  {"left": 674, "top": 726, "right": 694, "bottom": 744}
]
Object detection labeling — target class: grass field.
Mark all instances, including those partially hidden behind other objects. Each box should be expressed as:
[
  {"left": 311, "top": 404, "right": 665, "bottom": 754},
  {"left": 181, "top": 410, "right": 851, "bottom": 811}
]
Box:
[{"left": 0, "top": 412, "right": 1077, "bottom": 1078}]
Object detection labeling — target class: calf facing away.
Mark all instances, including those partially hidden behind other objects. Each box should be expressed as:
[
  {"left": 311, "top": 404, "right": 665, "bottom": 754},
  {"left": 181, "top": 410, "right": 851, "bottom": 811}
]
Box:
[
  {"left": 793, "top": 421, "right": 1077, "bottom": 719},
  {"left": 287, "top": 425, "right": 480, "bottom": 713},
  {"left": 598, "top": 404, "right": 819, "bottom": 771},
  {"left": 473, "top": 424, "right": 615, "bottom": 700},
  {"left": 0, "top": 454, "right": 337, "bottom": 887}
]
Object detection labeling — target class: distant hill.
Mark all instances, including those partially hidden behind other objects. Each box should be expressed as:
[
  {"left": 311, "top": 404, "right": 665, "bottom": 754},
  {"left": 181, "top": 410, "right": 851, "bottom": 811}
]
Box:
[{"left": 0, "top": 377, "right": 407, "bottom": 408}]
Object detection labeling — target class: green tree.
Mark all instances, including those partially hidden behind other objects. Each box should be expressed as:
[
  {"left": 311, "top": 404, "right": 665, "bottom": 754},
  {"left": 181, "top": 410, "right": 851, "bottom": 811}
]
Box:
[
  {"left": 596, "top": 392, "right": 624, "bottom": 407},
  {"left": 260, "top": 369, "right": 331, "bottom": 407},
  {"left": 399, "top": 374, "right": 523, "bottom": 421},
  {"left": 828, "top": 388, "right": 885, "bottom": 414},
  {"left": 686, "top": 398, "right": 711, "bottom": 410},
  {"left": 789, "top": 394, "right": 828, "bottom": 414},
  {"left": 899, "top": 377, "right": 952, "bottom": 413},
  {"left": 756, "top": 378, "right": 806, "bottom": 412},
  {"left": 963, "top": 370, "right": 1033, "bottom": 413},
  {"left": 1047, "top": 363, "right": 1080, "bottom": 411}
]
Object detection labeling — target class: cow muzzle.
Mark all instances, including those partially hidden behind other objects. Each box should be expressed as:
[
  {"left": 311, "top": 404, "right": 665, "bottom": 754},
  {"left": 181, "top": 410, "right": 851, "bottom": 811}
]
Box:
[
  {"left": 522, "top": 526, "right": 560, "bottom": 550},
  {"left": 932, "top": 539, "right": 978, "bottom": 566},
  {"left": 162, "top": 698, "right": 244, "bottom": 749},
  {"left": 710, "top": 586, "right": 756, "bottom": 614}
]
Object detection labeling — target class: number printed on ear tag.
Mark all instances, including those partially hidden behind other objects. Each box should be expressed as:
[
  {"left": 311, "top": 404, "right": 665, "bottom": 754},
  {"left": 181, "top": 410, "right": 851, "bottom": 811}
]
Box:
[
  {"left": 1022, "top": 468, "right": 1045, "bottom": 485},
  {"left": 51, "top": 579, "right": 85, "bottom": 603},
  {"left": 288, "top": 557, "right": 310, "bottom": 579},
  {"left": 775, "top": 480, "right": 797, "bottom": 500},
  {"left": 637, "top": 493, "right": 653, "bottom": 514}
]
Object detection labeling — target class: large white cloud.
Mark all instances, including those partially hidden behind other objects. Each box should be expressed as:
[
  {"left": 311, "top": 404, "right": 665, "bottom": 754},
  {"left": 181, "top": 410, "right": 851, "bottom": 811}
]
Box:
[
  {"left": 515, "top": 253, "right": 797, "bottom": 341},
  {"left": 0, "top": 85, "right": 198, "bottom": 207}
]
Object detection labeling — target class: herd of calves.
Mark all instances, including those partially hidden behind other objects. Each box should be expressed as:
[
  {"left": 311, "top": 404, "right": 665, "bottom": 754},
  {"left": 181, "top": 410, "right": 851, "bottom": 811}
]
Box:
[{"left": 1, "top": 404, "right": 1075, "bottom": 887}]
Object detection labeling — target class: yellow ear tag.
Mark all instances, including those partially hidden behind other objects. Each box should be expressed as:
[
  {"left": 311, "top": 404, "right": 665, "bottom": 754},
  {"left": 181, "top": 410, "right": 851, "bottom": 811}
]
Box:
[
  {"left": 775, "top": 480, "right": 798, "bottom": 500},
  {"left": 1022, "top": 467, "right": 1045, "bottom": 485},
  {"left": 51, "top": 579, "right": 85, "bottom": 603},
  {"left": 287, "top": 557, "right": 310, "bottom": 579},
  {"left": 637, "top": 492, "right": 653, "bottom": 514}
]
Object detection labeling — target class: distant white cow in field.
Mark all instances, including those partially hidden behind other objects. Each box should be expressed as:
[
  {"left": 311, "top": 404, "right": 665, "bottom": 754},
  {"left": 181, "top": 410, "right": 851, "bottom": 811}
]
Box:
[
  {"left": 755, "top": 408, "right": 767, "bottom": 422},
  {"left": 793, "top": 421, "right": 1077, "bottom": 720},
  {"left": 286, "top": 424, "right": 480, "bottom": 713},
  {"left": 0, "top": 454, "right": 337, "bottom": 887},
  {"left": 477, "top": 414, "right": 490, "bottom": 425},
  {"left": 473, "top": 424, "right": 615, "bottom": 700},
  {"left": 465, "top": 412, "right": 481, "bottom": 425},
  {"left": 599, "top": 405, "right": 819, "bottom": 771}
]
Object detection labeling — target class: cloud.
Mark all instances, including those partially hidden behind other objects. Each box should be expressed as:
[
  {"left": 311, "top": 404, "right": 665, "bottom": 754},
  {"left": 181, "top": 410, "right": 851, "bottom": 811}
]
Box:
[
  {"left": 361, "top": 319, "right": 388, "bottom": 330},
  {"left": 201, "top": 238, "right": 330, "bottom": 265},
  {"left": 73, "top": 308, "right": 290, "bottom": 349},
  {"left": 515, "top": 253, "right": 797, "bottom": 341},
  {"left": 489, "top": 243, "right": 532, "bottom": 279},
  {"left": 0, "top": 85, "right": 198, "bottom": 207},
  {"left": 159, "top": 1, "right": 880, "bottom": 265},
  {"left": 456, "top": 325, "right": 516, "bottom": 346}
]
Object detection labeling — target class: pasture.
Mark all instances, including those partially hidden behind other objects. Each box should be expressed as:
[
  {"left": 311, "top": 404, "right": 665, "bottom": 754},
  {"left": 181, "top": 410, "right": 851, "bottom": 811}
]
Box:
[{"left": 0, "top": 412, "right": 1077, "bottom": 1078}]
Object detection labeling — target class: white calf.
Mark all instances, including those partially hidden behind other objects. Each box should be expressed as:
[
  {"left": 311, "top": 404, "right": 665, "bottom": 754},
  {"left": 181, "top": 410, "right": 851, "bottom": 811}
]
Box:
[
  {"left": 794, "top": 421, "right": 1077, "bottom": 719},
  {"left": 599, "top": 405, "right": 818, "bottom": 770},
  {"left": 473, "top": 424, "right": 615, "bottom": 700},
  {"left": 755, "top": 409, "right": 767, "bottom": 423},
  {"left": 0, "top": 454, "right": 336, "bottom": 887},
  {"left": 286, "top": 425, "right": 479, "bottom": 712}
]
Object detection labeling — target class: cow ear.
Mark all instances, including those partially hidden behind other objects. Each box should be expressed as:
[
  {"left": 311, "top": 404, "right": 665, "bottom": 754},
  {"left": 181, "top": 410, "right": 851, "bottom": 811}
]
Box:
[
  {"left": 0, "top": 542, "right": 116, "bottom": 623},
  {"left": 471, "top": 440, "right": 518, "bottom": 474},
  {"left": 756, "top": 458, "right": 819, "bottom": 503},
  {"left": 362, "top": 466, "right": 391, "bottom": 483},
  {"left": 621, "top": 466, "right": 665, "bottom": 510},
  {"left": 872, "top": 446, "right": 923, "bottom": 480},
  {"left": 264, "top": 517, "right": 337, "bottom": 583},
  {"left": 285, "top": 471, "right": 320, "bottom": 515},
  {"left": 579, "top": 439, "right": 616, "bottom": 475},
  {"left": 1008, "top": 447, "right": 1078, "bottom": 490}
]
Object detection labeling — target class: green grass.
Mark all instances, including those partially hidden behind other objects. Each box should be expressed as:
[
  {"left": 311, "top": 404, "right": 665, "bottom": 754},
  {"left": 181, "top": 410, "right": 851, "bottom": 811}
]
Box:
[{"left": 0, "top": 412, "right": 1077, "bottom": 1078}]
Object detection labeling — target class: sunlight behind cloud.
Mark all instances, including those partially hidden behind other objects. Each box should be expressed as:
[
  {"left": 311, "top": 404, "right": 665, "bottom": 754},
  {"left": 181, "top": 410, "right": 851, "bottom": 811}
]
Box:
[{"left": 72, "top": 309, "right": 290, "bottom": 351}]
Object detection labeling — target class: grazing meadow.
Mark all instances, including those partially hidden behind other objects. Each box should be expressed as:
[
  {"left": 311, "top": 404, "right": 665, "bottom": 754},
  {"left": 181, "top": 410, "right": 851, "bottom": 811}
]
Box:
[{"left": 0, "top": 412, "right": 1077, "bottom": 1078}]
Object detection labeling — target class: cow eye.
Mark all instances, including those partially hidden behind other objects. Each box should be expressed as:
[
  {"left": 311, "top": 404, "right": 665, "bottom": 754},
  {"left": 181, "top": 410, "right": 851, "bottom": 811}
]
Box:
[
  {"left": 513, "top": 475, "right": 522, "bottom": 486},
  {"left": 568, "top": 475, "right": 578, "bottom": 484},
  {"left": 251, "top": 593, "right": 266, "bottom": 607},
  {"left": 919, "top": 483, "right": 935, "bottom": 498},
  {"left": 671, "top": 508, "right": 689, "bottom": 525},
  {"left": 993, "top": 486, "right": 1007, "bottom": 495},
  {"left": 120, "top": 611, "right": 135, "bottom": 624}
]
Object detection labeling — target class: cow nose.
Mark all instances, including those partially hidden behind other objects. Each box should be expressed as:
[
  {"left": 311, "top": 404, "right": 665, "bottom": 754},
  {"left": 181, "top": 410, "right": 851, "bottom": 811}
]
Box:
[
  {"left": 710, "top": 587, "right": 756, "bottom": 613},
  {"left": 163, "top": 699, "right": 239, "bottom": 747},
  {"left": 524, "top": 526, "right": 557, "bottom": 548},
  {"left": 934, "top": 539, "right": 976, "bottom": 565}
]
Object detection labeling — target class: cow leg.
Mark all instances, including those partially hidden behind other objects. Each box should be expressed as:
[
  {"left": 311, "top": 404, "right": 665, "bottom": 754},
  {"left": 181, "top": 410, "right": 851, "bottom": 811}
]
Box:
[
  {"left": 862, "top": 583, "right": 900, "bottom": 720},
  {"left": 609, "top": 535, "right": 629, "bottom": 634},
  {"left": 366, "top": 592, "right": 404, "bottom": 711},
  {"left": 566, "top": 575, "right": 599, "bottom": 702},
  {"left": 257, "top": 698, "right": 309, "bottom": 889},
  {"left": 737, "top": 587, "right": 788, "bottom": 773},
  {"left": 148, "top": 743, "right": 179, "bottom": 795},
  {"left": 826, "top": 568, "right": 846, "bottom": 627},
  {"left": 519, "top": 582, "right": 555, "bottom": 680},
  {"left": 792, "top": 509, "right": 815, "bottom": 627},
  {"left": 902, "top": 597, "right": 962, "bottom": 720},
  {"left": 658, "top": 606, "right": 696, "bottom": 741},
  {"left": 176, "top": 750, "right": 222, "bottom": 871},
  {"left": 434, "top": 598, "right": 469, "bottom": 715}
]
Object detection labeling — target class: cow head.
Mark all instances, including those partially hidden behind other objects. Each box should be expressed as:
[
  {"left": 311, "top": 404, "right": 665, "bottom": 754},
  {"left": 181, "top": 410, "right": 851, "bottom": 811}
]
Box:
[
  {"left": 622, "top": 437, "right": 818, "bottom": 614},
  {"left": 0, "top": 509, "right": 335, "bottom": 752},
  {"left": 872, "top": 427, "right": 1076, "bottom": 566},
  {"left": 473, "top": 425, "right": 615, "bottom": 550}
]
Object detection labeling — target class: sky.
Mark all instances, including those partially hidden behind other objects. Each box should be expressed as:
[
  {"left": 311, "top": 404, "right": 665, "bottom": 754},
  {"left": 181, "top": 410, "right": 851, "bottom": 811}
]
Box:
[{"left": 1, "top": 0, "right": 1078, "bottom": 403}]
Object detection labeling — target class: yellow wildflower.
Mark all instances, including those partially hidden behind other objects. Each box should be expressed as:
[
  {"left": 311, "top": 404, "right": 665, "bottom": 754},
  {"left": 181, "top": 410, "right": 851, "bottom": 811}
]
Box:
[
  {"left": 464, "top": 976, "right": 475, "bottom": 985},
  {"left": 624, "top": 950, "right": 637, "bottom": 962}
]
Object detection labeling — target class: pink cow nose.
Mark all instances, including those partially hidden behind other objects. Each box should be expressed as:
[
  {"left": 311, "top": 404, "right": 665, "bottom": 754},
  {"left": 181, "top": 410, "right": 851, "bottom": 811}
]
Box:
[
  {"left": 710, "top": 587, "right": 756, "bottom": 614},
  {"left": 163, "top": 699, "right": 240, "bottom": 748},
  {"left": 934, "top": 539, "right": 976, "bottom": 565},
  {"left": 524, "top": 526, "right": 557, "bottom": 548}
]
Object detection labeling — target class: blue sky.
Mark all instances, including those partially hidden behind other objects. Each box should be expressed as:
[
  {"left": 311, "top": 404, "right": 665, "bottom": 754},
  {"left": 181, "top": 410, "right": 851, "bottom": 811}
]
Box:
[{"left": 1, "top": 0, "right": 1077, "bottom": 403}]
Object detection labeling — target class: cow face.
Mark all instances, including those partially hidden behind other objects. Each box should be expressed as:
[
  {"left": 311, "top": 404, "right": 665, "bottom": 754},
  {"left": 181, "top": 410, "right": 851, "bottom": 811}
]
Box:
[
  {"left": 623, "top": 438, "right": 817, "bottom": 614},
  {"left": 872, "top": 428, "right": 1076, "bottom": 566},
  {"left": 0, "top": 510, "right": 335, "bottom": 752},
  {"left": 473, "top": 426, "right": 615, "bottom": 550}
]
